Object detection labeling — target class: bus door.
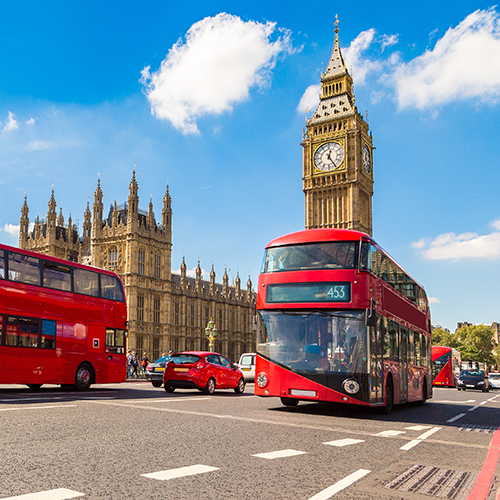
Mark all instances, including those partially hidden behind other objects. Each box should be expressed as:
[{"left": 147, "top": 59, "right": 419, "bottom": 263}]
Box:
[
  {"left": 370, "top": 321, "right": 382, "bottom": 403},
  {"left": 399, "top": 327, "right": 408, "bottom": 402}
]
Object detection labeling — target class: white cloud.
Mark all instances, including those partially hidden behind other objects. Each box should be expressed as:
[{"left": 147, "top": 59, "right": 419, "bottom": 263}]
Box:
[
  {"left": 296, "top": 84, "right": 320, "bottom": 114},
  {"left": 2, "top": 223, "right": 20, "bottom": 237},
  {"left": 2, "top": 111, "right": 18, "bottom": 133},
  {"left": 27, "top": 140, "right": 51, "bottom": 151},
  {"left": 172, "top": 265, "right": 210, "bottom": 281},
  {"left": 394, "top": 7, "right": 500, "bottom": 109},
  {"left": 429, "top": 297, "right": 441, "bottom": 304},
  {"left": 343, "top": 28, "right": 383, "bottom": 85},
  {"left": 381, "top": 34, "right": 400, "bottom": 51},
  {"left": 141, "top": 13, "right": 295, "bottom": 135},
  {"left": 412, "top": 218, "right": 500, "bottom": 260}
]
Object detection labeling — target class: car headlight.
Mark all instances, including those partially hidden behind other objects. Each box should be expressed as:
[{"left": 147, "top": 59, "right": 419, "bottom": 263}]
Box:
[
  {"left": 256, "top": 372, "right": 269, "bottom": 388},
  {"left": 343, "top": 379, "right": 360, "bottom": 395}
]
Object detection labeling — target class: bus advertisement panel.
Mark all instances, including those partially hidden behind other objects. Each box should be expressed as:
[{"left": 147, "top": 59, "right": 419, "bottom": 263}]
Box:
[
  {"left": 0, "top": 244, "right": 127, "bottom": 390},
  {"left": 254, "top": 229, "right": 432, "bottom": 413},
  {"left": 432, "top": 346, "right": 461, "bottom": 387}
]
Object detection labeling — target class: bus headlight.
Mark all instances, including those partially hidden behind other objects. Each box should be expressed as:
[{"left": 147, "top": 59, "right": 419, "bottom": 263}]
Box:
[
  {"left": 343, "top": 379, "right": 360, "bottom": 395},
  {"left": 257, "top": 372, "right": 269, "bottom": 388}
]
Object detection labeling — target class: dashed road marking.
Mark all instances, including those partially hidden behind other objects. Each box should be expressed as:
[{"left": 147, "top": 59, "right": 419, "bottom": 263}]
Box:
[
  {"left": 400, "top": 427, "right": 441, "bottom": 451},
  {"left": 142, "top": 464, "right": 219, "bottom": 481},
  {"left": 447, "top": 413, "right": 466, "bottom": 423},
  {"left": 252, "top": 449, "right": 306, "bottom": 459},
  {"left": 405, "top": 425, "right": 431, "bottom": 431},
  {"left": 0, "top": 405, "right": 77, "bottom": 412},
  {"left": 324, "top": 438, "right": 365, "bottom": 447},
  {"left": 308, "top": 469, "right": 371, "bottom": 500},
  {"left": 376, "top": 430, "right": 405, "bottom": 437},
  {"left": 0, "top": 488, "right": 84, "bottom": 500}
]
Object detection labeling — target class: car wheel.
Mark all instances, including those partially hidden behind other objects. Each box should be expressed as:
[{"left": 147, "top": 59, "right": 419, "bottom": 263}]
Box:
[
  {"left": 204, "top": 377, "right": 216, "bottom": 395},
  {"left": 164, "top": 385, "right": 175, "bottom": 393},
  {"left": 151, "top": 381, "right": 162, "bottom": 388},
  {"left": 234, "top": 377, "right": 245, "bottom": 394},
  {"left": 75, "top": 363, "right": 92, "bottom": 391},
  {"left": 280, "top": 397, "right": 299, "bottom": 406}
]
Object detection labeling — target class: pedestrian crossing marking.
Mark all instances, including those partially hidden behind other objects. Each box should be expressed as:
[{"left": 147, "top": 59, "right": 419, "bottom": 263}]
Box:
[
  {"left": 324, "top": 438, "right": 365, "bottom": 447},
  {"left": 1, "top": 488, "right": 84, "bottom": 500},
  {"left": 252, "top": 449, "right": 306, "bottom": 459}
]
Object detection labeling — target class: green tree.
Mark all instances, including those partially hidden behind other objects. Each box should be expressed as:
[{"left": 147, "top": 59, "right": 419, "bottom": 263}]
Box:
[
  {"left": 432, "top": 328, "right": 458, "bottom": 348},
  {"left": 454, "top": 325, "right": 496, "bottom": 366}
]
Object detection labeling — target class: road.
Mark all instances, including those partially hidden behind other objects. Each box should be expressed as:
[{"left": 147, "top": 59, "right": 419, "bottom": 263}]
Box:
[{"left": 0, "top": 382, "right": 499, "bottom": 500}]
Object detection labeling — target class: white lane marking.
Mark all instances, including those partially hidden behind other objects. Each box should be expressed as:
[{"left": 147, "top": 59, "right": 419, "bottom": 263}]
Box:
[
  {"left": 468, "top": 406, "right": 479, "bottom": 412},
  {"left": 480, "top": 401, "right": 488, "bottom": 405},
  {"left": 0, "top": 488, "right": 85, "bottom": 500},
  {"left": 252, "top": 449, "right": 306, "bottom": 459},
  {"left": 405, "top": 425, "right": 431, "bottom": 431},
  {"left": 0, "top": 405, "right": 77, "bottom": 412},
  {"left": 447, "top": 413, "right": 466, "bottom": 422},
  {"left": 324, "top": 438, "right": 365, "bottom": 447},
  {"left": 308, "top": 469, "right": 371, "bottom": 500},
  {"left": 109, "top": 397, "right": 211, "bottom": 404},
  {"left": 439, "top": 400, "right": 476, "bottom": 404},
  {"left": 142, "top": 464, "right": 219, "bottom": 481},
  {"left": 375, "top": 430, "right": 405, "bottom": 437},
  {"left": 400, "top": 427, "right": 442, "bottom": 451}
]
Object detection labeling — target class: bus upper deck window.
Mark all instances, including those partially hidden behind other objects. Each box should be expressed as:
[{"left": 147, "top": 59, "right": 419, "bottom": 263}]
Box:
[
  {"left": 43, "top": 262, "right": 71, "bottom": 291},
  {"left": 73, "top": 268, "right": 99, "bottom": 297},
  {"left": 8, "top": 252, "right": 40, "bottom": 286},
  {"left": 101, "top": 274, "right": 125, "bottom": 302},
  {"left": 0, "top": 250, "right": 5, "bottom": 279}
]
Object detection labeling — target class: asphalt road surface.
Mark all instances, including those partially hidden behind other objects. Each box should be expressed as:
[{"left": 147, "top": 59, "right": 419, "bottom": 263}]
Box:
[{"left": 0, "top": 382, "right": 499, "bottom": 500}]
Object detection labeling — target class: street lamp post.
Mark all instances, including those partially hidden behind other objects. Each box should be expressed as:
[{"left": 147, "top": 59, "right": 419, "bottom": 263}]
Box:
[{"left": 205, "top": 320, "right": 218, "bottom": 352}]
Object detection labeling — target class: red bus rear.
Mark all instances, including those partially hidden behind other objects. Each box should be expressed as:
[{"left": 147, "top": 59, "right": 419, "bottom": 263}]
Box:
[
  {"left": 254, "top": 229, "right": 432, "bottom": 413},
  {"left": 432, "top": 346, "right": 461, "bottom": 387},
  {"left": 0, "top": 244, "right": 127, "bottom": 390}
]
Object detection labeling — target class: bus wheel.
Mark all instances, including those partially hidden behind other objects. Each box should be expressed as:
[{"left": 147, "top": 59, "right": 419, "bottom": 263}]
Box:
[
  {"left": 151, "top": 381, "right": 162, "bottom": 388},
  {"left": 27, "top": 384, "right": 42, "bottom": 390},
  {"left": 281, "top": 397, "right": 299, "bottom": 407},
  {"left": 382, "top": 378, "right": 393, "bottom": 414},
  {"left": 75, "top": 363, "right": 92, "bottom": 391},
  {"left": 418, "top": 380, "right": 427, "bottom": 406}
]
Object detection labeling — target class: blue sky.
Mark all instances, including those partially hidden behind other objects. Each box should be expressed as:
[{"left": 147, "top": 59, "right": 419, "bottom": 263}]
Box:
[{"left": 1, "top": 1, "right": 499, "bottom": 332}]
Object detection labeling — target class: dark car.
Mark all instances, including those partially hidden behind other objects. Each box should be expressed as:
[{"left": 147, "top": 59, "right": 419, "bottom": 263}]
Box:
[
  {"left": 457, "top": 369, "right": 490, "bottom": 392},
  {"left": 162, "top": 351, "right": 245, "bottom": 394},
  {"left": 144, "top": 355, "right": 171, "bottom": 387}
]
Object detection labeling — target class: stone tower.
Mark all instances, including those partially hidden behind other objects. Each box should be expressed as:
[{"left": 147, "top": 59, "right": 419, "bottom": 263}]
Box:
[{"left": 302, "top": 16, "right": 374, "bottom": 235}]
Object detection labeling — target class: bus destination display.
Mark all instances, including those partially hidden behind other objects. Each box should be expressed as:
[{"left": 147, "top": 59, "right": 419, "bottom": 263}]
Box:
[{"left": 266, "top": 282, "right": 350, "bottom": 303}]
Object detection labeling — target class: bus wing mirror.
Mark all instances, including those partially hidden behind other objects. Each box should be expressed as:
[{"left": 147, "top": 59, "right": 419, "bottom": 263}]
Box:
[{"left": 367, "top": 299, "right": 377, "bottom": 327}]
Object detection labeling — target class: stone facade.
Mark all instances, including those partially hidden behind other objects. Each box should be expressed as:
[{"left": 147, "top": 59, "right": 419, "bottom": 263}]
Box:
[
  {"left": 19, "top": 172, "right": 256, "bottom": 362},
  {"left": 302, "top": 18, "right": 374, "bottom": 235}
]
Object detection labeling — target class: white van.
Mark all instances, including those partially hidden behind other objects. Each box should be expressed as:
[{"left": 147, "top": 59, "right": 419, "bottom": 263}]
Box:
[{"left": 237, "top": 353, "right": 255, "bottom": 382}]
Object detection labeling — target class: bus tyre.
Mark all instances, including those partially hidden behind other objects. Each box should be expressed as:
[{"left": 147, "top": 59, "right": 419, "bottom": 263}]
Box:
[
  {"left": 75, "top": 363, "right": 92, "bottom": 391},
  {"left": 151, "top": 381, "right": 162, "bottom": 388},
  {"left": 382, "top": 378, "right": 393, "bottom": 414},
  {"left": 281, "top": 397, "right": 299, "bottom": 407},
  {"left": 234, "top": 378, "right": 245, "bottom": 394},
  {"left": 418, "top": 379, "right": 427, "bottom": 406},
  {"left": 204, "top": 377, "right": 216, "bottom": 395},
  {"left": 27, "top": 384, "right": 42, "bottom": 390}
]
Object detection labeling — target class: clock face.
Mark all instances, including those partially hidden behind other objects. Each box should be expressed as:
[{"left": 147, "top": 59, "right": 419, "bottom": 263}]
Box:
[
  {"left": 314, "top": 142, "right": 344, "bottom": 171},
  {"left": 363, "top": 144, "right": 371, "bottom": 174}
]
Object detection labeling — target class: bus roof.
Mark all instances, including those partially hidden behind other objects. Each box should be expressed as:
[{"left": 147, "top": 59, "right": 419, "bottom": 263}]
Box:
[
  {"left": 266, "top": 229, "right": 371, "bottom": 248},
  {"left": 0, "top": 242, "right": 119, "bottom": 278}
]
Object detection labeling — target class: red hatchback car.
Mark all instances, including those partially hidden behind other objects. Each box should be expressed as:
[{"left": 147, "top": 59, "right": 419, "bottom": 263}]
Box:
[{"left": 162, "top": 351, "right": 246, "bottom": 394}]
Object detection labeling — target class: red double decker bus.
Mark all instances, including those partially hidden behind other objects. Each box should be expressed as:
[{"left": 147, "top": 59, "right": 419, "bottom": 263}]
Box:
[
  {"left": 255, "top": 229, "right": 432, "bottom": 413},
  {"left": 0, "top": 243, "right": 127, "bottom": 390},
  {"left": 432, "top": 346, "right": 461, "bottom": 387}
]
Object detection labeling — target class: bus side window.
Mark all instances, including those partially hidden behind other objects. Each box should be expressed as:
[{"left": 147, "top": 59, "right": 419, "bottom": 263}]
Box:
[
  {"left": 74, "top": 268, "right": 99, "bottom": 297},
  {"left": 8, "top": 252, "right": 40, "bottom": 286},
  {"left": 41, "top": 320, "right": 56, "bottom": 349},
  {"left": 100, "top": 275, "right": 125, "bottom": 302},
  {"left": 43, "top": 262, "right": 71, "bottom": 291},
  {"left": 0, "top": 250, "right": 5, "bottom": 279}
]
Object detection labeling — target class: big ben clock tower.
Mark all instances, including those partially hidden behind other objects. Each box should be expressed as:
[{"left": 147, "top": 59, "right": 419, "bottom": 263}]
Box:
[{"left": 302, "top": 17, "right": 374, "bottom": 235}]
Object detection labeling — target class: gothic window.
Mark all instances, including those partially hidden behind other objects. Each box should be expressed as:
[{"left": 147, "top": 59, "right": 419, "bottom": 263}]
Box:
[
  {"left": 152, "top": 337, "right": 160, "bottom": 361},
  {"left": 174, "top": 301, "right": 179, "bottom": 325},
  {"left": 137, "top": 294, "right": 144, "bottom": 322},
  {"left": 109, "top": 246, "right": 118, "bottom": 267},
  {"left": 190, "top": 303, "right": 195, "bottom": 327},
  {"left": 138, "top": 249, "right": 145, "bottom": 276},
  {"left": 153, "top": 296, "right": 160, "bottom": 324},
  {"left": 154, "top": 253, "right": 161, "bottom": 279}
]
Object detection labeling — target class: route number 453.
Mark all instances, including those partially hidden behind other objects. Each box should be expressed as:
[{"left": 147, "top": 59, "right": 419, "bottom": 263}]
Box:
[{"left": 327, "top": 285, "right": 347, "bottom": 300}]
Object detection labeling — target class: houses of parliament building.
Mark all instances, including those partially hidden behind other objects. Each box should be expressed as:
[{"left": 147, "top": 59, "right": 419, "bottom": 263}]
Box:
[{"left": 19, "top": 172, "right": 256, "bottom": 362}]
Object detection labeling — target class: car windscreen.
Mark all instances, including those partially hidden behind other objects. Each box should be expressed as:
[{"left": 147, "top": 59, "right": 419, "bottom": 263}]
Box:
[
  {"left": 460, "top": 370, "right": 483, "bottom": 377},
  {"left": 154, "top": 356, "right": 171, "bottom": 364},
  {"left": 170, "top": 354, "right": 201, "bottom": 364}
]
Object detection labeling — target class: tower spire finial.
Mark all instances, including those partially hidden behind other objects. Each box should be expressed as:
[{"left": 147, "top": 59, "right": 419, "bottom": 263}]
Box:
[{"left": 334, "top": 14, "right": 340, "bottom": 35}]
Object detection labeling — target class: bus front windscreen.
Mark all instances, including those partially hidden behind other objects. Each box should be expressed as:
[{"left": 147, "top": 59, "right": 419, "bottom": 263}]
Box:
[
  {"left": 261, "top": 242, "right": 358, "bottom": 273},
  {"left": 257, "top": 310, "right": 367, "bottom": 374}
]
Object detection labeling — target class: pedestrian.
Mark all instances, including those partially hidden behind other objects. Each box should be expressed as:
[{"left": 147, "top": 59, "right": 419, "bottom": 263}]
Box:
[
  {"left": 126, "top": 350, "right": 133, "bottom": 379},
  {"left": 131, "top": 352, "right": 139, "bottom": 378},
  {"left": 141, "top": 352, "right": 149, "bottom": 378}
]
